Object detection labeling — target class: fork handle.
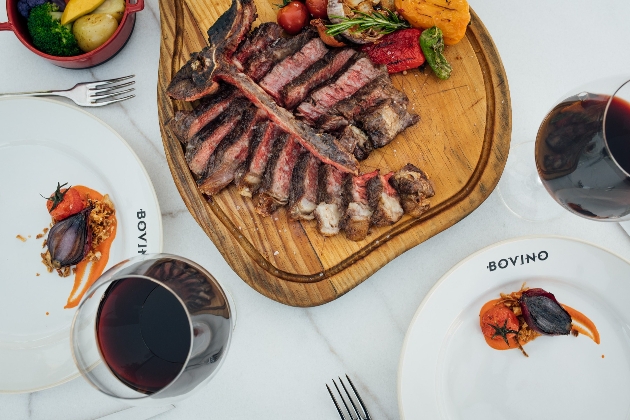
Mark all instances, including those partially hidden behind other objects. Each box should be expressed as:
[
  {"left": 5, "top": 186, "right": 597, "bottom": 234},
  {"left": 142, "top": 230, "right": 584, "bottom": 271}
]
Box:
[{"left": 0, "top": 90, "right": 68, "bottom": 99}]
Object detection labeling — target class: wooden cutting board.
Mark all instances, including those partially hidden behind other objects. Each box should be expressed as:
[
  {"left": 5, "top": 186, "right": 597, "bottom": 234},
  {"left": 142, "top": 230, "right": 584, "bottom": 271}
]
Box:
[{"left": 156, "top": 0, "right": 511, "bottom": 306}]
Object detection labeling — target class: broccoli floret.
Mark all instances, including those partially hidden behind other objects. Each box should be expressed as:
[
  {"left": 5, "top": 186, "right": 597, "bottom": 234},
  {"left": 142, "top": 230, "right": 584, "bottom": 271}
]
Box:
[{"left": 27, "top": 3, "right": 82, "bottom": 56}]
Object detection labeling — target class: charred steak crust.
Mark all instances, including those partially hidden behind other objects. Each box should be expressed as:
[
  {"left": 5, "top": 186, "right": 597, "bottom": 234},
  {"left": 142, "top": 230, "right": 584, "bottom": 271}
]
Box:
[
  {"left": 255, "top": 135, "right": 304, "bottom": 216},
  {"left": 342, "top": 170, "right": 379, "bottom": 241},
  {"left": 260, "top": 38, "right": 329, "bottom": 105},
  {"left": 281, "top": 48, "right": 357, "bottom": 110},
  {"left": 168, "top": 85, "right": 239, "bottom": 143},
  {"left": 358, "top": 99, "right": 420, "bottom": 148},
  {"left": 367, "top": 172, "right": 404, "bottom": 227},
  {"left": 198, "top": 107, "right": 261, "bottom": 195},
  {"left": 289, "top": 153, "right": 321, "bottom": 220},
  {"left": 296, "top": 56, "right": 386, "bottom": 125},
  {"left": 185, "top": 100, "right": 248, "bottom": 178},
  {"left": 237, "top": 121, "right": 281, "bottom": 197},
  {"left": 233, "top": 22, "right": 283, "bottom": 68},
  {"left": 333, "top": 75, "right": 406, "bottom": 122},
  {"left": 245, "top": 28, "right": 317, "bottom": 82},
  {"left": 390, "top": 163, "right": 434, "bottom": 217}
]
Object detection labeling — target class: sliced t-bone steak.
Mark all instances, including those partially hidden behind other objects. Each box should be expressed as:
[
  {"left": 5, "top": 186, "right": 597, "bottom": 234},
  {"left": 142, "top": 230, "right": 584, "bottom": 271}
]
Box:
[
  {"left": 296, "top": 56, "right": 386, "bottom": 124},
  {"left": 359, "top": 99, "right": 420, "bottom": 148},
  {"left": 255, "top": 135, "right": 304, "bottom": 216},
  {"left": 260, "top": 38, "right": 328, "bottom": 105},
  {"left": 314, "top": 164, "right": 347, "bottom": 236},
  {"left": 233, "top": 22, "right": 283, "bottom": 69},
  {"left": 289, "top": 153, "right": 321, "bottom": 220},
  {"left": 389, "top": 163, "right": 435, "bottom": 217},
  {"left": 334, "top": 75, "right": 407, "bottom": 122},
  {"left": 245, "top": 28, "right": 317, "bottom": 82},
  {"left": 237, "top": 121, "right": 281, "bottom": 197},
  {"left": 282, "top": 48, "right": 357, "bottom": 110},
  {"left": 342, "top": 170, "right": 379, "bottom": 241},
  {"left": 367, "top": 172, "right": 404, "bottom": 227},
  {"left": 198, "top": 108, "right": 264, "bottom": 195},
  {"left": 185, "top": 100, "right": 247, "bottom": 178},
  {"left": 168, "top": 85, "right": 239, "bottom": 144}
]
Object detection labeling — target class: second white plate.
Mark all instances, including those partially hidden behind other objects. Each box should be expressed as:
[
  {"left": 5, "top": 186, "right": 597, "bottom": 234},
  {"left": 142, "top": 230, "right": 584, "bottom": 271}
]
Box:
[{"left": 398, "top": 236, "right": 630, "bottom": 420}]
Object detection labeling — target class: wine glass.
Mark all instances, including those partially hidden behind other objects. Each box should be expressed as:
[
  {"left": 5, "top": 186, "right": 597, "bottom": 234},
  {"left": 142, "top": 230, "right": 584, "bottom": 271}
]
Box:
[
  {"left": 499, "top": 75, "right": 630, "bottom": 221},
  {"left": 70, "top": 254, "right": 234, "bottom": 405}
]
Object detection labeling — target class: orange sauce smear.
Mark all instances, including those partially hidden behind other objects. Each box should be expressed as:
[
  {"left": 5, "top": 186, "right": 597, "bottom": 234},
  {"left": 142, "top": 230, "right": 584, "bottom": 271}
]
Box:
[
  {"left": 479, "top": 299, "right": 600, "bottom": 351},
  {"left": 563, "top": 304, "right": 600, "bottom": 344},
  {"left": 64, "top": 186, "right": 117, "bottom": 309}
]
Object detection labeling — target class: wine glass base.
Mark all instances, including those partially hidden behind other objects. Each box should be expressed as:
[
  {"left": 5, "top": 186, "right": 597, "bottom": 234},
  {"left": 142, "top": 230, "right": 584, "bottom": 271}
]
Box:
[{"left": 497, "top": 141, "right": 565, "bottom": 222}]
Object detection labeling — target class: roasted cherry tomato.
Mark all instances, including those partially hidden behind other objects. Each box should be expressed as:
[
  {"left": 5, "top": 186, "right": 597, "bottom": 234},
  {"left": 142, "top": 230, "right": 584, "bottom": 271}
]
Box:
[
  {"left": 480, "top": 305, "right": 519, "bottom": 342},
  {"left": 44, "top": 182, "right": 85, "bottom": 222},
  {"left": 305, "top": 0, "right": 327, "bottom": 19},
  {"left": 277, "top": 1, "right": 309, "bottom": 35}
]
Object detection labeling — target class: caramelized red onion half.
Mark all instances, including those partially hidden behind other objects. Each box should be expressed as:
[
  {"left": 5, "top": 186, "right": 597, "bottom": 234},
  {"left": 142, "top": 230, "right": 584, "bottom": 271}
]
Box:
[
  {"left": 47, "top": 206, "right": 93, "bottom": 268},
  {"left": 519, "top": 288, "right": 573, "bottom": 335}
]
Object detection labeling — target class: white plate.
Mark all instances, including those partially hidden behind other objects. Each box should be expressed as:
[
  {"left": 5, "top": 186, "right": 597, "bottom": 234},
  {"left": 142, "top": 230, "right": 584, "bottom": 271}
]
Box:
[
  {"left": 0, "top": 98, "right": 162, "bottom": 393},
  {"left": 398, "top": 236, "right": 630, "bottom": 420}
]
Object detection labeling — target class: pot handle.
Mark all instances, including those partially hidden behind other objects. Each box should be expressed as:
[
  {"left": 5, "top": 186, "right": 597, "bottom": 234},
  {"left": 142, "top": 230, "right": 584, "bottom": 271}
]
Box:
[
  {"left": 127, "top": 0, "right": 144, "bottom": 14},
  {"left": 0, "top": 21, "right": 13, "bottom": 32}
]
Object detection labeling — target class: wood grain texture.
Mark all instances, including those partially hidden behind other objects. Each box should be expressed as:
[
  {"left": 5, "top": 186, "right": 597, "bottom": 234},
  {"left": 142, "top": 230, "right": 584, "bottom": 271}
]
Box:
[{"left": 157, "top": 0, "right": 511, "bottom": 306}]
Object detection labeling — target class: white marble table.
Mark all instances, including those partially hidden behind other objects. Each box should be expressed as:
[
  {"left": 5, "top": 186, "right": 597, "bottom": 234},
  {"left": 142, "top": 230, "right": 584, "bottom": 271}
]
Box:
[{"left": 1, "top": 0, "right": 630, "bottom": 418}]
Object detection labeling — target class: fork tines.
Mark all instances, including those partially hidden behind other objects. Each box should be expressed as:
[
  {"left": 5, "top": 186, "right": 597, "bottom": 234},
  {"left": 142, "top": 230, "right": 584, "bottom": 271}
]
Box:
[
  {"left": 89, "top": 74, "right": 135, "bottom": 106},
  {"left": 326, "top": 375, "right": 371, "bottom": 420}
]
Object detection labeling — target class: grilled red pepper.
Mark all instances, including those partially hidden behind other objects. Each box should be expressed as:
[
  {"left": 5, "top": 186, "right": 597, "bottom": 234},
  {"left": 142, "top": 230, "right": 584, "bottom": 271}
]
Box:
[{"left": 360, "top": 28, "right": 425, "bottom": 74}]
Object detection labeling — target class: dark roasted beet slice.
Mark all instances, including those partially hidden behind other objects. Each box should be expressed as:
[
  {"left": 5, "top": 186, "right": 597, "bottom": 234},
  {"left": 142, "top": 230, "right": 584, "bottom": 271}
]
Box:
[{"left": 520, "top": 288, "right": 572, "bottom": 335}]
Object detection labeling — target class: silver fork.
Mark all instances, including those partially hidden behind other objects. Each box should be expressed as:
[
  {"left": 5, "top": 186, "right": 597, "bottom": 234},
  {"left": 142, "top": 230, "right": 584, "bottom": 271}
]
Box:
[
  {"left": 0, "top": 75, "right": 135, "bottom": 107},
  {"left": 326, "top": 375, "right": 371, "bottom": 420}
]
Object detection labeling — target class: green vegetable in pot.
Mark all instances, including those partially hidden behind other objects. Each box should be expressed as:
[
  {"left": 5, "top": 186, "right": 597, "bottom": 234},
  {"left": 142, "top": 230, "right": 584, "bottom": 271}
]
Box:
[
  {"left": 420, "top": 26, "right": 452, "bottom": 80},
  {"left": 27, "top": 3, "right": 82, "bottom": 56}
]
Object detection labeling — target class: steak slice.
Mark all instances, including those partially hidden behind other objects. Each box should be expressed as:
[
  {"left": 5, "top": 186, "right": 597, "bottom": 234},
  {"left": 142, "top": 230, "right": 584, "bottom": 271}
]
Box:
[
  {"left": 367, "top": 172, "right": 403, "bottom": 227},
  {"left": 168, "top": 85, "right": 239, "bottom": 144},
  {"left": 198, "top": 109, "right": 264, "bottom": 195},
  {"left": 233, "top": 22, "right": 283, "bottom": 69},
  {"left": 359, "top": 99, "right": 420, "bottom": 148},
  {"left": 334, "top": 75, "right": 407, "bottom": 122},
  {"left": 260, "top": 38, "right": 329, "bottom": 105},
  {"left": 289, "top": 153, "right": 321, "bottom": 220},
  {"left": 245, "top": 28, "right": 317, "bottom": 82},
  {"left": 185, "top": 101, "right": 247, "bottom": 177},
  {"left": 167, "top": 0, "right": 256, "bottom": 101},
  {"left": 236, "top": 121, "right": 281, "bottom": 197},
  {"left": 255, "top": 135, "right": 304, "bottom": 216},
  {"left": 314, "top": 164, "right": 347, "bottom": 236},
  {"left": 342, "top": 170, "right": 379, "bottom": 241},
  {"left": 282, "top": 48, "right": 357, "bottom": 110},
  {"left": 296, "top": 57, "right": 385, "bottom": 124},
  {"left": 389, "top": 163, "right": 435, "bottom": 217}
]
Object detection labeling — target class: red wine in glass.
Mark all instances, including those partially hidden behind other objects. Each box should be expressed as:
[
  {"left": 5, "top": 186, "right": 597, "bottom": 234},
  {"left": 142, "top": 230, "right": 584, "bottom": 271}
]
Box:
[
  {"left": 71, "top": 255, "right": 234, "bottom": 403},
  {"left": 96, "top": 277, "right": 191, "bottom": 394},
  {"left": 535, "top": 90, "right": 630, "bottom": 220}
]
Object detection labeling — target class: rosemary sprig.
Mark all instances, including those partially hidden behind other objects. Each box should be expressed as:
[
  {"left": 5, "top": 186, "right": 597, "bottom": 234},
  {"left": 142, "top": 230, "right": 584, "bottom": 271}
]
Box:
[{"left": 326, "top": 9, "right": 410, "bottom": 37}]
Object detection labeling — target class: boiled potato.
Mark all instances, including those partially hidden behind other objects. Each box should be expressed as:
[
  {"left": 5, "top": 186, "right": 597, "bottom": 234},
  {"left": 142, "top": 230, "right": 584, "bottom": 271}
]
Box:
[
  {"left": 73, "top": 13, "right": 119, "bottom": 52},
  {"left": 93, "top": 0, "right": 126, "bottom": 23}
]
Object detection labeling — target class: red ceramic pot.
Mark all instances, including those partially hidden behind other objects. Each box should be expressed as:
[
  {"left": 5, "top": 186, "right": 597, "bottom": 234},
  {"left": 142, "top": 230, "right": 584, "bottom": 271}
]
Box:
[{"left": 0, "top": 0, "right": 143, "bottom": 68}]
